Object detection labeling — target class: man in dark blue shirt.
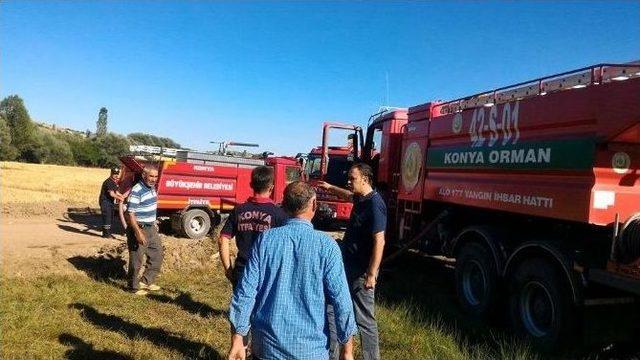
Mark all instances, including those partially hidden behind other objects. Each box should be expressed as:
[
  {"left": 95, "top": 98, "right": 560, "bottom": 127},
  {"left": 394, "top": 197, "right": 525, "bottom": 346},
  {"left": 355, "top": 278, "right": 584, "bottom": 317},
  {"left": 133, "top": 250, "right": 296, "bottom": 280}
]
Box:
[
  {"left": 98, "top": 167, "right": 125, "bottom": 238},
  {"left": 319, "top": 163, "right": 387, "bottom": 360}
]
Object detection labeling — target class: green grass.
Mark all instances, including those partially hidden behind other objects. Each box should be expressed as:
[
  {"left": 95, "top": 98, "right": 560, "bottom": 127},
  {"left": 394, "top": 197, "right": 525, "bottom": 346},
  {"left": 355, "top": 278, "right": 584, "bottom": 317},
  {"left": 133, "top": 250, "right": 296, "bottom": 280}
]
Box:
[{"left": 1, "top": 253, "right": 539, "bottom": 360}]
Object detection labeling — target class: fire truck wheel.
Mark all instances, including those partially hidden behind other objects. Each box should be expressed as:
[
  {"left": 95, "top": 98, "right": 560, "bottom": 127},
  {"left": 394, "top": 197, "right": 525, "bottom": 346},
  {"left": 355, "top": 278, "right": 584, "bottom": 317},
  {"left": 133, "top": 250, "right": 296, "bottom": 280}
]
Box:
[
  {"left": 508, "top": 258, "right": 575, "bottom": 352},
  {"left": 181, "top": 209, "right": 211, "bottom": 239},
  {"left": 455, "top": 242, "right": 498, "bottom": 320}
]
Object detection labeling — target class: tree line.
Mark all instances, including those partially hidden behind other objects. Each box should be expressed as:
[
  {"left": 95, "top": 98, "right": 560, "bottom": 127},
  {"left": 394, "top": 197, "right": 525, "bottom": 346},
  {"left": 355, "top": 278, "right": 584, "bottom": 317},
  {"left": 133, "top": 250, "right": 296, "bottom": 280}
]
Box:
[{"left": 0, "top": 95, "right": 182, "bottom": 168}]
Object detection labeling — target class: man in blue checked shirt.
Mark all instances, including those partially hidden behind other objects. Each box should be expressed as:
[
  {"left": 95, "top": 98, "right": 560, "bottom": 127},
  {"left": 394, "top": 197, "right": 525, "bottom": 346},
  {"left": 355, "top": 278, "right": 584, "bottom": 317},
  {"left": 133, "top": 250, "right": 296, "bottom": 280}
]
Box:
[{"left": 228, "top": 181, "right": 357, "bottom": 360}]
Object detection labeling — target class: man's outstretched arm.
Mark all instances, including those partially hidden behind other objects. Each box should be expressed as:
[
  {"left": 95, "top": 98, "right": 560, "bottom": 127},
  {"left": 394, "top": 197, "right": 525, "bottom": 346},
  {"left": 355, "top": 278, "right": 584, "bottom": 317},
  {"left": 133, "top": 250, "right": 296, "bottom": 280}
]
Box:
[{"left": 317, "top": 181, "right": 353, "bottom": 202}]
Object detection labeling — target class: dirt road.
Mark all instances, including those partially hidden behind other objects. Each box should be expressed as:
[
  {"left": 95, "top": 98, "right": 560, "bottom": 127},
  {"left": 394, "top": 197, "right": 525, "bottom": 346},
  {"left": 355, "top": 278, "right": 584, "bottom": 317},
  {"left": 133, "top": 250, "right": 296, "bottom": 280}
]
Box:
[
  {"left": 1, "top": 213, "right": 130, "bottom": 277},
  {"left": 1, "top": 209, "right": 345, "bottom": 279},
  {"left": 1, "top": 211, "right": 220, "bottom": 278}
]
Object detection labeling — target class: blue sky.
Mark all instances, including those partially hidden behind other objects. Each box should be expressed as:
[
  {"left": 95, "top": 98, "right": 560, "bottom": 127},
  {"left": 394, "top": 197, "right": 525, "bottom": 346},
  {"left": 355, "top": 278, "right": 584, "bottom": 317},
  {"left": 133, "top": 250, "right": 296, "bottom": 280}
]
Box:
[{"left": 2, "top": 1, "right": 639, "bottom": 155}]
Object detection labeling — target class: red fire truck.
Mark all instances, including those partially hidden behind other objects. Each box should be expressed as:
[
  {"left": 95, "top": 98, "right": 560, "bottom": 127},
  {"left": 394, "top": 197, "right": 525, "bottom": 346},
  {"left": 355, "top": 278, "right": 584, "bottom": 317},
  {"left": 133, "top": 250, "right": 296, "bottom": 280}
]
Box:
[
  {"left": 347, "top": 63, "right": 640, "bottom": 349},
  {"left": 302, "top": 123, "right": 364, "bottom": 226},
  {"left": 119, "top": 149, "right": 301, "bottom": 239}
]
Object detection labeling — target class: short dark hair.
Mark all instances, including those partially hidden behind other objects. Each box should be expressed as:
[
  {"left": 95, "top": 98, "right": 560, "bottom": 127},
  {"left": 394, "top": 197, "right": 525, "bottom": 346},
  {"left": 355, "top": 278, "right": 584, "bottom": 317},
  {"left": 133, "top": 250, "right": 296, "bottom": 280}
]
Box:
[
  {"left": 350, "top": 162, "right": 374, "bottom": 184},
  {"left": 282, "top": 181, "right": 316, "bottom": 215},
  {"left": 251, "top": 166, "right": 274, "bottom": 193}
]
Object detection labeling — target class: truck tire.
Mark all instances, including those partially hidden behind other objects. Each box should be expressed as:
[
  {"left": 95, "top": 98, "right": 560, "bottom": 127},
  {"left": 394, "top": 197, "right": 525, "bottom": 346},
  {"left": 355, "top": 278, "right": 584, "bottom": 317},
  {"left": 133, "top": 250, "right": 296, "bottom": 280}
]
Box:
[
  {"left": 181, "top": 209, "right": 211, "bottom": 239},
  {"left": 508, "top": 258, "right": 575, "bottom": 352},
  {"left": 455, "top": 242, "right": 498, "bottom": 320}
]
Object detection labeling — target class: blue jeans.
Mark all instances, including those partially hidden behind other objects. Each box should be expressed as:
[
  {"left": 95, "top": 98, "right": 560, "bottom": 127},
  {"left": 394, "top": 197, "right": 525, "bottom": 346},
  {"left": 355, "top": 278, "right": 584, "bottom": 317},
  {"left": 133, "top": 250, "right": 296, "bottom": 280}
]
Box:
[{"left": 328, "top": 274, "right": 380, "bottom": 360}]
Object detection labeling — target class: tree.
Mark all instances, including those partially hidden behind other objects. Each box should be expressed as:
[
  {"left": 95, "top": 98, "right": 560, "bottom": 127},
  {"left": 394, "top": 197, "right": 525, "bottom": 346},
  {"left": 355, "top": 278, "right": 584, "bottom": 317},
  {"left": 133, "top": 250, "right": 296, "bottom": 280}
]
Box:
[
  {"left": 67, "top": 136, "right": 101, "bottom": 166},
  {"left": 0, "top": 115, "right": 18, "bottom": 160},
  {"left": 94, "top": 132, "right": 130, "bottom": 167},
  {"left": 0, "top": 95, "right": 35, "bottom": 154},
  {"left": 96, "top": 107, "right": 108, "bottom": 137},
  {"left": 39, "top": 131, "right": 74, "bottom": 165}
]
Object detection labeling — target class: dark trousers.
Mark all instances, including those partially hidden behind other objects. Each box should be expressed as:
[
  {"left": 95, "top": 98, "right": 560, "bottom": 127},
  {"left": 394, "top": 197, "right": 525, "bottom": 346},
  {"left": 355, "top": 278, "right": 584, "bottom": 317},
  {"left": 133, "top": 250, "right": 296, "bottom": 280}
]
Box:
[
  {"left": 127, "top": 225, "right": 163, "bottom": 289},
  {"left": 328, "top": 273, "right": 380, "bottom": 360},
  {"left": 100, "top": 200, "right": 114, "bottom": 236}
]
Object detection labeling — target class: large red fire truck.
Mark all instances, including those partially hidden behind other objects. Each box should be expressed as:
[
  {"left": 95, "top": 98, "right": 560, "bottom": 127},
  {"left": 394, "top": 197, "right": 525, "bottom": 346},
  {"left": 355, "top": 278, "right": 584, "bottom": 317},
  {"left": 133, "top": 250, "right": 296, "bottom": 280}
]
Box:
[
  {"left": 118, "top": 148, "right": 301, "bottom": 239},
  {"left": 348, "top": 63, "right": 640, "bottom": 349},
  {"left": 302, "top": 123, "right": 364, "bottom": 225}
]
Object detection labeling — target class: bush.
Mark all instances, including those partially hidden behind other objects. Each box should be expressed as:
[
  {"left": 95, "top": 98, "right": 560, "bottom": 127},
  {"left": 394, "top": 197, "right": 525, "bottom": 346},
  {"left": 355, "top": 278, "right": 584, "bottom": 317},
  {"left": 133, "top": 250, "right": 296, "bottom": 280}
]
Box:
[
  {"left": 94, "top": 132, "right": 131, "bottom": 168},
  {"left": 42, "top": 132, "right": 75, "bottom": 165},
  {"left": 17, "top": 129, "right": 74, "bottom": 165},
  {"left": 59, "top": 133, "right": 102, "bottom": 167}
]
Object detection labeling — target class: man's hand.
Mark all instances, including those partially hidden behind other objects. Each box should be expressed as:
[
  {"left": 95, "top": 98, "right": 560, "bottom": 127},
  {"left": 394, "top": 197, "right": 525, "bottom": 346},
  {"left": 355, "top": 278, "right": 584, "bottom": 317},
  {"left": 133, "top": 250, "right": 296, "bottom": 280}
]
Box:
[
  {"left": 136, "top": 231, "right": 147, "bottom": 245},
  {"left": 317, "top": 181, "right": 332, "bottom": 190},
  {"left": 341, "top": 336, "right": 354, "bottom": 360},
  {"left": 224, "top": 266, "right": 234, "bottom": 283},
  {"left": 364, "top": 272, "right": 377, "bottom": 290},
  {"left": 341, "top": 352, "right": 355, "bottom": 360},
  {"left": 228, "top": 334, "right": 246, "bottom": 360}
]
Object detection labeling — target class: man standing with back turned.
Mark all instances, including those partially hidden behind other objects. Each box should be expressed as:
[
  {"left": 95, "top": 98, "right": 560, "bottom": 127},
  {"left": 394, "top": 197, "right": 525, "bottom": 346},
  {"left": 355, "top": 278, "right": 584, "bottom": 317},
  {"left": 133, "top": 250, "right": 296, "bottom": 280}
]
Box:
[
  {"left": 126, "top": 166, "right": 163, "bottom": 296},
  {"left": 228, "top": 181, "right": 357, "bottom": 360},
  {"left": 218, "top": 166, "right": 288, "bottom": 287},
  {"left": 319, "top": 163, "right": 386, "bottom": 360}
]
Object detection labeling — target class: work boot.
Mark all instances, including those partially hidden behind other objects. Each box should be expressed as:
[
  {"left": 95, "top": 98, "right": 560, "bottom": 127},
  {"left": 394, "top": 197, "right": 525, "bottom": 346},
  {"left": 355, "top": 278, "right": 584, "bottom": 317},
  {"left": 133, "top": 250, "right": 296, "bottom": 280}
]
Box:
[
  {"left": 139, "top": 282, "right": 161, "bottom": 291},
  {"left": 132, "top": 289, "right": 148, "bottom": 296}
]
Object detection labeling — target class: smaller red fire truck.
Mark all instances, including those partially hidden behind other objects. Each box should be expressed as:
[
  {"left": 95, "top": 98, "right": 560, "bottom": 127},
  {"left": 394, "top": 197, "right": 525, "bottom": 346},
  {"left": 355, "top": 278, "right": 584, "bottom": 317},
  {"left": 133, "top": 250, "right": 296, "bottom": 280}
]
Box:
[{"left": 118, "top": 147, "right": 301, "bottom": 239}]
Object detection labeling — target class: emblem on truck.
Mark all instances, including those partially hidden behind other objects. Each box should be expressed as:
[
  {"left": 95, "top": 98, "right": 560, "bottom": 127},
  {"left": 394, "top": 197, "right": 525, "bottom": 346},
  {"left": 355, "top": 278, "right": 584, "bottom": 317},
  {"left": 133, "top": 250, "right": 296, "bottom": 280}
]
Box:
[
  {"left": 452, "top": 113, "right": 463, "bottom": 134},
  {"left": 612, "top": 152, "right": 631, "bottom": 174},
  {"left": 402, "top": 142, "right": 422, "bottom": 192}
]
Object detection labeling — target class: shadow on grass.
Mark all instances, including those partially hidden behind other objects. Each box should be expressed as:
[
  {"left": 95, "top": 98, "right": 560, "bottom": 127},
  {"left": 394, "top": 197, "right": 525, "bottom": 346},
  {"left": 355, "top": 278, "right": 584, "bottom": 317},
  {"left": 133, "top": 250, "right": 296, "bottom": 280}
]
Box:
[
  {"left": 378, "top": 251, "right": 532, "bottom": 356},
  {"left": 147, "top": 291, "right": 228, "bottom": 318},
  {"left": 67, "top": 254, "right": 130, "bottom": 291},
  {"left": 70, "top": 303, "right": 223, "bottom": 359},
  {"left": 378, "top": 251, "right": 640, "bottom": 359},
  {"left": 59, "top": 333, "right": 133, "bottom": 360},
  {"left": 57, "top": 224, "right": 105, "bottom": 238},
  {"left": 59, "top": 207, "right": 126, "bottom": 235}
]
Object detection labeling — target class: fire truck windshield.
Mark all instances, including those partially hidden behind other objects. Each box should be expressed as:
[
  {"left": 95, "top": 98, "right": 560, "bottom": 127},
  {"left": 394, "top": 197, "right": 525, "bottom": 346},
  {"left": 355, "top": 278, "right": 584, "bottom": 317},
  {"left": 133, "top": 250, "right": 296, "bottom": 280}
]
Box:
[
  {"left": 305, "top": 154, "right": 322, "bottom": 178},
  {"left": 305, "top": 154, "right": 351, "bottom": 188}
]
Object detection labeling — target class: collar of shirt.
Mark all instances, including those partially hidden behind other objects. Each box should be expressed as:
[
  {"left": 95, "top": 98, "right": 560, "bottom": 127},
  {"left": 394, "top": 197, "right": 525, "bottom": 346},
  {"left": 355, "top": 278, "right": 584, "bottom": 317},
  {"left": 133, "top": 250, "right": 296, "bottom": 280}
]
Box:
[
  {"left": 355, "top": 189, "right": 377, "bottom": 202},
  {"left": 138, "top": 180, "right": 152, "bottom": 191},
  {"left": 248, "top": 196, "right": 274, "bottom": 204},
  {"left": 285, "top": 218, "right": 312, "bottom": 227}
]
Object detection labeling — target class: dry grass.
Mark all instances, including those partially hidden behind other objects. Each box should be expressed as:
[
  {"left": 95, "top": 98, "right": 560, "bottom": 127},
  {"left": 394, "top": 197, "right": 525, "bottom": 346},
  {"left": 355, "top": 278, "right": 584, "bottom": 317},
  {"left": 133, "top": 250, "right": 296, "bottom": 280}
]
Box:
[
  {"left": 1, "top": 162, "right": 108, "bottom": 215},
  {"left": 1, "top": 161, "right": 106, "bottom": 205}
]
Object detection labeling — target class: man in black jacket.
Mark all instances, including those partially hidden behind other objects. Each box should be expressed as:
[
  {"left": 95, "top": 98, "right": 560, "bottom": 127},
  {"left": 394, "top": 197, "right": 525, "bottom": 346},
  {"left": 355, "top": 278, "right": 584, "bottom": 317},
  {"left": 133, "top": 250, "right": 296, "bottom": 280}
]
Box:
[{"left": 98, "top": 167, "right": 125, "bottom": 238}]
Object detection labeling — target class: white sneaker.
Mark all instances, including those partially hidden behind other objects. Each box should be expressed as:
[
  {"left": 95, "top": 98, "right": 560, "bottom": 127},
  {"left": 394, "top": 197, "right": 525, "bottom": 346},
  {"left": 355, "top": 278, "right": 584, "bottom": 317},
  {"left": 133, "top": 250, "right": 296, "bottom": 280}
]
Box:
[
  {"left": 133, "top": 289, "right": 148, "bottom": 296},
  {"left": 139, "top": 282, "right": 161, "bottom": 291}
]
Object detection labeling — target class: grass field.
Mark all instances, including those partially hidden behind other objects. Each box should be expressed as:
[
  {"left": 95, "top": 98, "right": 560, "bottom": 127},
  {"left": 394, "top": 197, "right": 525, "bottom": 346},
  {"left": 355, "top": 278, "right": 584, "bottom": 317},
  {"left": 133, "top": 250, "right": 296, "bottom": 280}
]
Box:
[
  {"left": 0, "top": 257, "right": 538, "bottom": 360},
  {"left": 0, "top": 162, "right": 543, "bottom": 359}
]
